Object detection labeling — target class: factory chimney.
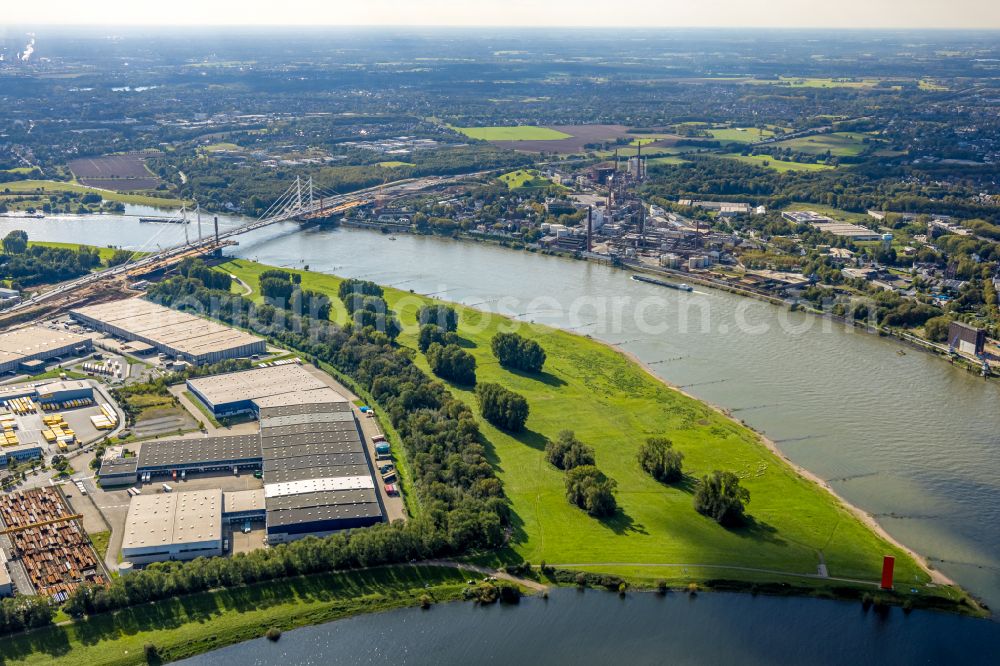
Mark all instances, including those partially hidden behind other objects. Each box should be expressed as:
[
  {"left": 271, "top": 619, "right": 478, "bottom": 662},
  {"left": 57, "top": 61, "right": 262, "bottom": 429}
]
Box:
[
  {"left": 214, "top": 216, "right": 220, "bottom": 255},
  {"left": 587, "top": 206, "right": 593, "bottom": 253}
]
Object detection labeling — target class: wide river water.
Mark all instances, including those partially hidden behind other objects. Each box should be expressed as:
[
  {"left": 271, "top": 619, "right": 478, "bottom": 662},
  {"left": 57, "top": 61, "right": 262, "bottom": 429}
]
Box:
[
  {"left": 177, "top": 589, "right": 999, "bottom": 665},
  {"left": 3, "top": 208, "right": 1000, "bottom": 655}
]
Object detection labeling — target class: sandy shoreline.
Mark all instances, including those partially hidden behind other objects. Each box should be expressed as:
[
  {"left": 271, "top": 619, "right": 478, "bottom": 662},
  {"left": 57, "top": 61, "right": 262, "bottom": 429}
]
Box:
[{"left": 614, "top": 345, "right": 956, "bottom": 588}]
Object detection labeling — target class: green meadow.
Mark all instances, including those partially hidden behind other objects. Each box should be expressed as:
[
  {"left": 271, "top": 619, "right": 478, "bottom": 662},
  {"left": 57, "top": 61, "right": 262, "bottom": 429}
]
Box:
[
  {"left": 716, "top": 154, "right": 836, "bottom": 172},
  {"left": 0, "top": 179, "right": 187, "bottom": 207},
  {"left": 769, "top": 132, "right": 870, "bottom": 156},
  {"left": 222, "top": 259, "right": 946, "bottom": 595}
]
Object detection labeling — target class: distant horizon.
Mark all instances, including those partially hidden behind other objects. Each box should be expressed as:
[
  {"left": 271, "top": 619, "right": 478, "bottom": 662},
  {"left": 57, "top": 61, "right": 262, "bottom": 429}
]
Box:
[{"left": 2, "top": 0, "right": 1000, "bottom": 30}]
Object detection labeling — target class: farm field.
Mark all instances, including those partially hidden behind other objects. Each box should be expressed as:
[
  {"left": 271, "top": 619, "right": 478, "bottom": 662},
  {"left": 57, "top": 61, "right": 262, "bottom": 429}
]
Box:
[
  {"left": 0, "top": 180, "right": 185, "bottom": 207},
  {"left": 454, "top": 125, "right": 572, "bottom": 141},
  {"left": 461, "top": 124, "right": 665, "bottom": 154},
  {"left": 715, "top": 153, "right": 836, "bottom": 172},
  {"left": 769, "top": 132, "right": 870, "bottom": 156},
  {"left": 68, "top": 154, "right": 162, "bottom": 191},
  {"left": 706, "top": 127, "right": 775, "bottom": 143},
  {"left": 222, "top": 259, "right": 947, "bottom": 596}
]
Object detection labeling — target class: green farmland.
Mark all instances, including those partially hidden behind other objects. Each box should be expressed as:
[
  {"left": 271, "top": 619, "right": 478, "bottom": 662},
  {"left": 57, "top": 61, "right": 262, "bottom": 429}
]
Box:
[
  {"left": 769, "top": 132, "right": 870, "bottom": 156},
  {"left": 0, "top": 179, "right": 187, "bottom": 207},
  {"left": 221, "top": 259, "right": 949, "bottom": 597},
  {"left": 716, "top": 154, "right": 836, "bottom": 172},
  {"left": 454, "top": 125, "right": 572, "bottom": 141}
]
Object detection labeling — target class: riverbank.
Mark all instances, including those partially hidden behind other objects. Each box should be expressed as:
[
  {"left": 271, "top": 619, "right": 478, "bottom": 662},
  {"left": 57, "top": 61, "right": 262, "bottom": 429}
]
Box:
[
  {"left": 222, "top": 259, "right": 977, "bottom": 613},
  {"left": 0, "top": 565, "right": 476, "bottom": 666},
  {"left": 617, "top": 346, "right": 955, "bottom": 589}
]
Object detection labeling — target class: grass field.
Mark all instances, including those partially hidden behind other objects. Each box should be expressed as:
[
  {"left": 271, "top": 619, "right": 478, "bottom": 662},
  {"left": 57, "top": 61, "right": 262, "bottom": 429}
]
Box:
[
  {"left": 220, "top": 259, "right": 944, "bottom": 595},
  {"left": 0, "top": 566, "right": 470, "bottom": 666},
  {"left": 716, "top": 154, "right": 836, "bottom": 173},
  {"left": 647, "top": 156, "right": 689, "bottom": 166},
  {"left": 0, "top": 180, "right": 186, "bottom": 207},
  {"left": 499, "top": 169, "right": 561, "bottom": 189},
  {"left": 454, "top": 125, "right": 573, "bottom": 141},
  {"left": 201, "top": 142, "right": 242, "bottom": 152},
  {"left": 27, "top": 241, "right": 137, "bottom": 264},
  {"left": 377, "top": 161, "right": 415, "bottom": 168},
  {"left": 88, "top": 530, "right": 111, "bottom": 561},
  {"left": 769, "top": 133, "right": 870, "bottom": 157},
  {"left": 706, "top": 127, "right": 775, "bottom": 144}
]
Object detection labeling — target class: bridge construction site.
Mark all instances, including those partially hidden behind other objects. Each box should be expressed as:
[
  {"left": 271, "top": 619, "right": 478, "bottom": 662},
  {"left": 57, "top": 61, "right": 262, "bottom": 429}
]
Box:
[{"left": 0, "top": 172, "right": 481, "bottom": 328}]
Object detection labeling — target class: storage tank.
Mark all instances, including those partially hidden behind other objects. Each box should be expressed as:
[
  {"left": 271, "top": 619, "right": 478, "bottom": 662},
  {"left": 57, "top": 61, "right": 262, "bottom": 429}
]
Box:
[{"left": 119, "top": 561, "right": 134, "bottom": 576}]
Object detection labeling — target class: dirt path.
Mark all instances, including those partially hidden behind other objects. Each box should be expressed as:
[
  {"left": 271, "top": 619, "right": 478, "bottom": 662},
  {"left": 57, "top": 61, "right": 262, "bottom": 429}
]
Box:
[
  {"left": 422, "top": 559, "right": 548, "bottom": 593},
  {"left": 546, "top": 561, "right": 879, "bottom": 587},
  {"left": 616, "top": 346, "right": 954, "bottom": 587}
]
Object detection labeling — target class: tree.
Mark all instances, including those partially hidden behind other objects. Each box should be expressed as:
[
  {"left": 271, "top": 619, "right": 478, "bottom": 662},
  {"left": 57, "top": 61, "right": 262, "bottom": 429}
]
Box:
[
  {"left": 105, "top": 249, "right": 135, "bottom": 267},
  {"left": 426, "top": 343, "right": 477, "bottom": 386},
  {"left": 418, "top": 304, "right": 458, "bottom": 332},
  {"left": 418, "top": 324, "right": 458, "bottom": 353},
  {"left": 637, "top": 437, "right": 684, "bottom": 483},
  {"left": 923, "top": 315, "right": 952, "bottom": 343},
  {"left": 545, "top": 430, "right": 595, "bottom": 470},
  {"left": 693, "top": 471, "right": 750, "bottom": 527},
  {"left": 564, "top": 465, "right": 617, "bottom": 517},
  {"left": 2, "top": 230, "right": 28, "bottom": 255},
  {"left": 475, "top": 382, "right": 529, "bottom": 432},
  {"left": 491, "top": 332, "right": 546, "bottom": 373}
]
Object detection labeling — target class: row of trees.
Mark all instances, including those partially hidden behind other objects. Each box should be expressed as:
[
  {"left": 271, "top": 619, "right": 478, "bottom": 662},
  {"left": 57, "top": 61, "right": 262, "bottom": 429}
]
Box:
[
  {"left": 340, "top": 278, "right": 400, "bottom": 338},
  {"left": 49, "top": 271, "right": 513, "bottom": 626},
  {"left": 545, "top": 430, "right": 595, "bottom": 470},
  {"left": 545, "top": 430, "right": 618, "bottom": 518},
  {"left": 426, "top": 342, "right": 477, "bottom": 386},
  {"left": 257, "top": 267, "right": 331, "bottom": 320},
  {"left": 475, "top": 382, "right": 529, "bottom": 432},
  {"left": 1, "top": 230, "right": 103, "bottom": 287},
  {"left": 0, "top": 596, "right": 54, "bottom": 636},
  {"left": 491, "top": 332, "right": 546, "bottom": 373}
]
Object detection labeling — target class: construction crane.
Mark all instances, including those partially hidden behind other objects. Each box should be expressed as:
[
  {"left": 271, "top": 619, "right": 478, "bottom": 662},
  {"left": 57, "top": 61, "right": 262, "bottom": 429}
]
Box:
[{"left": 0, "top": 513, "right": 84, "bottom": 535}]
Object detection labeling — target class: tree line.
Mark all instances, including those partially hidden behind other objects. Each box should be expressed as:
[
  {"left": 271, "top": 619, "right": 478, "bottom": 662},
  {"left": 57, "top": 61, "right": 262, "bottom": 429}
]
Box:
[{"left": 9, "top": 269, "right": 514, "bottom": 632}]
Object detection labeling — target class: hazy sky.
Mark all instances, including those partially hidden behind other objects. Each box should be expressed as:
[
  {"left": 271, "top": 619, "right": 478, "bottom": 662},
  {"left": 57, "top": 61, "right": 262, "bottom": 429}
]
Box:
[{"left": 4, "top": 0, "right": 1000, "bottom": 29}]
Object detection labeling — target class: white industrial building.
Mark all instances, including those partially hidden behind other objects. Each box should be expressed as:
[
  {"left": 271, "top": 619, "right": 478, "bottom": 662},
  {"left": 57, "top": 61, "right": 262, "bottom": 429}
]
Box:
[
  {"left": 0, "top": 326, "right": 93, "bottom": 374},
  {"left": 70, "top": 299, "right": 265, "bottom": 365},
  {"left": 121, "top": 489, "right": 223, "bottom": 564}
]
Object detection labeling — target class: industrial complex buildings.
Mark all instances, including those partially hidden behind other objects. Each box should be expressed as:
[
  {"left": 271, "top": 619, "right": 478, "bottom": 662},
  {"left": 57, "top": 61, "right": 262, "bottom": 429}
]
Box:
[
  {"left": 0, "top": 325, "right": 93, "bottom": 374},
  {"left": 122, "top": 490, "right": 224, "bottom": 564},
  {"left": 70, "top": 299, "right": 266, "bottom": 365},
  {"left": 103, "top": 364, "right": 384, "bottom": 561}
]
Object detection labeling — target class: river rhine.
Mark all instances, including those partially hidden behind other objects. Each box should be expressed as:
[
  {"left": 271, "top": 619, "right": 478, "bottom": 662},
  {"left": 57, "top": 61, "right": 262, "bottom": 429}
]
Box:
[{"left": 3, "top": 208, "right": 999, "bottom": 655}]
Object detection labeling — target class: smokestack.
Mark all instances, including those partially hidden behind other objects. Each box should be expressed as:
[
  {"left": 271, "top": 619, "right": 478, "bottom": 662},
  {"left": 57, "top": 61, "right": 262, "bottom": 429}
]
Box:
[
  {"left": 587, "top": 206, "right": 593, "bottom": 253},
  {"left": 214, "top": 216, "right": 220, "bottom": 254},
  {"left": 637, "top": 140, "right": 642, "bottom": 179}
]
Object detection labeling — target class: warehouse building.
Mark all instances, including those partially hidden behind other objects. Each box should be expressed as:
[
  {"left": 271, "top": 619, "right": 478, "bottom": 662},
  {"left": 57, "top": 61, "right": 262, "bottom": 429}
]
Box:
[
  {"left": 259, "top": 400, "right": 383, "bottom": 543},
  {"left": 137, "top": 435, "right": 263, "bottom": 476},
  {"left": 70, "top": 299, "right": 265, "bottom": 365},
  {"left": 0, "top": 444, "right": 43, "bottom": 466},
  {"left": 0, "top": 326, "right": 93, "bottom": 374},
  {"left": 186, "top": 364, "right": 332, "bottom": 417},
  {"left": 121, "top": 489, "right": 223, "bottom": 564},
  {"left": 223, "top": 489, "right": 266, "bottom": 523},
  {"left": 100, "top": 364, "right": 385, "bottom": 546}
]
